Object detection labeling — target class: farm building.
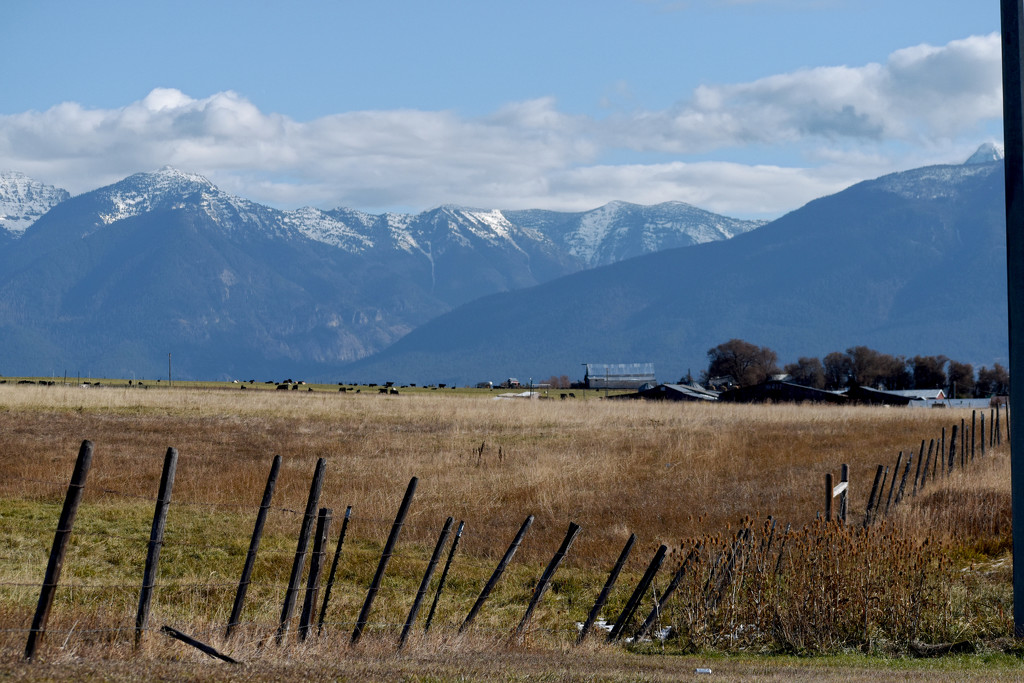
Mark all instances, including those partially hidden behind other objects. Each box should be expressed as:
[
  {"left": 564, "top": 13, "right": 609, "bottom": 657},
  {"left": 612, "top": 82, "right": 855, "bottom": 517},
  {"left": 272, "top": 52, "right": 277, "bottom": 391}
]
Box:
[
  {"left": 844, "top": 386, "right": 946, "bottom": 406},
  {"left": 718, "top": 380, "right": 847, "bottom": 404},
  {"left": 608, "top": 383, "right": 719, "bottom": 402},
  {"left": 583, "top": 362, "right": 656, "bottom": 390}
]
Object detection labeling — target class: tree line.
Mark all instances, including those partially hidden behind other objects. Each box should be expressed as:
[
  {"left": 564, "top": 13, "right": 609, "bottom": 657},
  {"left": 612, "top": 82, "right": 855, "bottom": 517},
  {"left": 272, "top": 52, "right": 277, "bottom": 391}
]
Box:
[{"left": 699, "top": 338, "right": 1009, "bottom": 398}]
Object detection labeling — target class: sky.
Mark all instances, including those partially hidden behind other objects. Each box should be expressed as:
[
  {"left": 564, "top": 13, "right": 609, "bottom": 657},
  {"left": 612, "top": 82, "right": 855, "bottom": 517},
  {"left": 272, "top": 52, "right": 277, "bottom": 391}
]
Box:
[{"left": 0, "top": 0, "right": 1003, "bottom": 219}]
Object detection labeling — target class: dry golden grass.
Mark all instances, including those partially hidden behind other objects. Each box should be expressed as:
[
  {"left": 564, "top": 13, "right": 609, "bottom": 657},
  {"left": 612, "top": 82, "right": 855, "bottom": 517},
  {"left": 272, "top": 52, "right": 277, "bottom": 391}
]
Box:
[{"left": 0, "top": 384, "right": 1017, "bottom": 677}]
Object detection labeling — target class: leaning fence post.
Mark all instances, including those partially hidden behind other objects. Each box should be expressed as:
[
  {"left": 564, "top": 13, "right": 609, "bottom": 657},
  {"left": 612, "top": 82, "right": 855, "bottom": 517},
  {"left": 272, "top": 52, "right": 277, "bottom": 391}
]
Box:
[
  {"left": 424, "top": 520, "right": 464, "bottom": 633},
  {"left": 912, "top": 441, "right": 925, "bottom": 496},
  {"left": 299, "top": 507, "right": 332, "bottom": 641},
  {"left": 460, "top": 515, "right": 534, "bottom": 633},
  {"left": 276, "top": 457, "right": 326, "bottom": 643},
  {"left": 884, "top": 452, "right": 902, "bottom": 515},
  {"left": 608, "top": 544, "right": 667, "bottom": 642},
  {"left": 577, "top": 533, "right": 636, "bottom": 645},
  {"left": 516, "top": 522, "right": 582, "bottom": 637},
  {"left": 399, "top": 516, "right": 453, "bottom": 650},
  {"left": 863, "top": 465, "right": 884, "bottom": 528},
  {"left": 352, "top": 476, "right": 418, "bottom": 645},
  {"left": 226, "top": 454, "right": 281, "bottom": 640},
  {"left": 839, "top": 464, "right": 849, "bottom": 523},
  {"left": 634, "top": 544, "right": 700, "bottom": 641},
  {"left": 972, "top": 410, "right": 977, "bottom": 462},
  {"left": 135, "top": 447, "right": 178, "bottom": 648},
  {"left": 25, "top": 440, "right": 94, "bottom": 660},
  {"left": 318, "top": 505, "right": 352, "bottom": 635},
  {"left": 894, "top": 450, "right": 913, "bottom": 507}
]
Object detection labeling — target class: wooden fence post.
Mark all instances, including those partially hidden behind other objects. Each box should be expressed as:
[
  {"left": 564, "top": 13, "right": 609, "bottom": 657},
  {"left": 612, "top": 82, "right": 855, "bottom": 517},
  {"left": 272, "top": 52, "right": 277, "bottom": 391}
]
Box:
[
  {"left": 912, "top": 441, "right": 925, "bottom": 496},
  {"left": 299, "top": 508, "right": 332, "bottom": 641},
  {"left": 961, "top": 418, "right": 967, "bottom": 469},
  {"left": 318, "top": 505, "right": 352, "bottom": 635},
  {"left": 135, "top": 447, "right": 178, "bottom": 648},
  {"left": 941, "top": 427, "right": 946, "bottom": 475},
  {"left": 996, "top": 407, "right": 1001, "bottom": 446},
  {"left": 460, "top": 515, "right": 534, "bottom": 633},
  {"left": 352, "top": 476, "right": 418, "bottom": 645},
  {"left": 515, "top": 522, "right": 582, "bottom": 637},
  {"left": 999, "top": 401, "right": 1007, "bottom": 444},
  {"left": 863, "top": 465, "right": 884, "bottom": 528},
  {"left": 825, "top": 473, "right": 833, "bottom": 520},
  {"left": 972, "top": 411, "right": 977, "bottom": 462},
  {"left": 633, "top": 544, "right": 700, "bottom": 641},
  {"left": 884, "top": 452, "right": 903, "bottom": 515},
  {"left": 839, "top": 464, "right": 849, "bottom": 523},
  {"left": 577, "top": 533, "right": 636, "bottom": 645},
  {"left": 946, "top": 425, "right": 956, "bottom": 473},
  {"left": 982, "top": 413, "right": 987, "bottom": 457},
  {"left": 399, "top": 516, "right": 453, "bottom": 650},
  {"left": 608, "top": 544, "right": 667, "bottom": 642},
  {"left": 276, "top": 457, "right": 326, "bottom": 643},
  {"left": 894, "top": 450, "right": 913, "bottom": 507},
  {"left": 226, "top": 454, "right": 281, "bottom": 640},
  {"left": 424, "top": 520, "right": 464, "bottom": 633},
  {"left": 25, "top": 440, "right": 94, "bottom": 660}
]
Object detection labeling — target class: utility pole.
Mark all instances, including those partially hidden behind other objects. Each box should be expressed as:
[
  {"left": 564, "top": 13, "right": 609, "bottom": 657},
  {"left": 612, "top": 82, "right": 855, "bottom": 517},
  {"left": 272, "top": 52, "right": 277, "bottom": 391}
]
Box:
[{"left": 1000, "top": 0, "right": 1024, "bottom": 637}]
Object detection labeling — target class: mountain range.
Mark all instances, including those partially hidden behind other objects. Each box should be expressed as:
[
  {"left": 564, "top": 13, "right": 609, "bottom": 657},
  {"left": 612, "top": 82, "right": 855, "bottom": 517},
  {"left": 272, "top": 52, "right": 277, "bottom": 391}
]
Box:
[
  {"left": 344, "top": 148, "right": 1009, "bottom": 385},
  {"left": 0, "top": 168, "right": 761, "bottom": 380}
]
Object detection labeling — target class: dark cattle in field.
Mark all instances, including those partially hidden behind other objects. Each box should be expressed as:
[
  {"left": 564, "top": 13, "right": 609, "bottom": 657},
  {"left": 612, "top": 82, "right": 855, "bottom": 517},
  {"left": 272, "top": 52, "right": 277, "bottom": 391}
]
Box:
[{"left": 277, "top": 384, "right": 289, "bottom": 390}]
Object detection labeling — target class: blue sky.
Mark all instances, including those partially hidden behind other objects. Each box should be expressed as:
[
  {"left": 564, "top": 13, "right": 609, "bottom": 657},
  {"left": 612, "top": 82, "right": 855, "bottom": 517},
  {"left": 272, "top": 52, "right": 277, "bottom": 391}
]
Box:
[{"left": 1, "top": 0, "right": 1003, "bottom": 218}]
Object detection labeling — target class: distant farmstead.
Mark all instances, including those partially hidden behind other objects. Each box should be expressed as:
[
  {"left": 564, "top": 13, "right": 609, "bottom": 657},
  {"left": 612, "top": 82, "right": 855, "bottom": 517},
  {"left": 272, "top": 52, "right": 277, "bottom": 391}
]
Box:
[{"left": 583, "top": 362, "right": 656, "bottom": 390}]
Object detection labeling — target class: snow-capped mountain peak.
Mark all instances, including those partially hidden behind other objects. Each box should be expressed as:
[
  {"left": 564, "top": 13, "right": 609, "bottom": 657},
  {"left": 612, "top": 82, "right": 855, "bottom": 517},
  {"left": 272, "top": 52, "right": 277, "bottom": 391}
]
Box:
[
  {"left": 965, "top": 142, "right": 1004, "bottom": 165},
  {"left": 0, "top": 171, "right": 70, "bottom": 235}
]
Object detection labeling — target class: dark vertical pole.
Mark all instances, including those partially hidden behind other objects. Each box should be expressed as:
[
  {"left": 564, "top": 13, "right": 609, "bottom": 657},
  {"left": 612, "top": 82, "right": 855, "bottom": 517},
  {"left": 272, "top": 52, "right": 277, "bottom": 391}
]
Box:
[
  {"left": 424, "top": 520, "right": 464, "bottom": 633},
  {"left": 299, "top": 508, "right": 332, "bottom": 641},
  {"left": 961, "top": 418, "right": 967, "bottom": 468},
  {"left": 894, "top": 451, "right": 913, "bottom": 507},
  {"left": 515, "top": 522, "right": 582, "bottom": 637},
  {"left": 25, "top": 440, "right": 93, "bottom": 660},
  {"left": 578, "top": 533, "right": 636, "bottom": 645},
  {"left": 459, "top": 515, "right": 534, "bottom": 633},
  {"left": 226, "top": 454, "right": 281, "bottom": 640},
  {"left": 885, "top": 452, "right": 902, "bottom": 515},
  {"left": 982, "top": 413, "right": 988, "bottom": 457},
  {"left": 824, "top": 473, "right": 834, "bottom": 521},
  {"left": 972, "top": 410, "right": 977, "bottom": 462},
  {"left": 318, "top": 505, "right": 352, "bottom": 635},
  {"left": 608, "top": 544, "right": 668, "bottom": 642},
  {"left": 998, "top": 405, "right": 1003, "bottom": 446},
  {"left": 923, "top": 439, "right": 935, "bottom": 488},
  {"left": 135, "top": 447, "right": 178, "bottom": 647},
  {"left": 399, "top": 516, "right": 453, "bottom": 650},
  {"left": 912, "top": 441, "right": 925, "bottom": 496},
  {"left": 948, "top": 425, "right": 958, "bottom": 473},
  {"left": 839, "top": 464, "right": 849, "bottom": 523},
  {"left": 276, "top": 457, "right": 326, "bottom": 643},
  {"left": 352, "top": 476, "right": 418, "bottom": 645},
  {"left": 1003, "top": 0, "right": 1024, "bottom": 637},
  {"left": 863, "top": 465, "right": 884, "bottom": 528}
]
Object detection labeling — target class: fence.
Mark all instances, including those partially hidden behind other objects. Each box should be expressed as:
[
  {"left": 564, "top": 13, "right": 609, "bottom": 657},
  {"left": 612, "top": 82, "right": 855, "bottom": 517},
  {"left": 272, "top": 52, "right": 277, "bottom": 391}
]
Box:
[
  {"left": 5, "top": 402, "right": 1012, "bottom": 662},
  {"left": 821, "top": 404, "right": 1011, "bottom": 526}
]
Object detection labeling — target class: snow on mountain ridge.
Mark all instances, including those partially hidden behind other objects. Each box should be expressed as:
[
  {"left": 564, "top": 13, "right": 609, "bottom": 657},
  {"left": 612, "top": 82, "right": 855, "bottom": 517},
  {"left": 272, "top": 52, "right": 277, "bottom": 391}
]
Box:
[{"left": 0, "top": 171, "right": 70, "bottom": 234}]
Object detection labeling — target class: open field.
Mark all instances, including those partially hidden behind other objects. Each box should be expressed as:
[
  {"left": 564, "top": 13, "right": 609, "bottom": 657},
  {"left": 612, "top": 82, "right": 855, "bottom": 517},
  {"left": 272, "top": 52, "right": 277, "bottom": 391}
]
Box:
[{"left": 0, "top": 383, "right": 1019, "bottom": 680}]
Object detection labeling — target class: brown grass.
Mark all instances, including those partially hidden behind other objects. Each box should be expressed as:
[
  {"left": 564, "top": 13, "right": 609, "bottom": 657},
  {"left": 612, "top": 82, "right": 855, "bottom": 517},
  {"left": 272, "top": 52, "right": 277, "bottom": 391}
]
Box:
[{"left": 0, "top": 384, "right": 1016, "bottom": 676}]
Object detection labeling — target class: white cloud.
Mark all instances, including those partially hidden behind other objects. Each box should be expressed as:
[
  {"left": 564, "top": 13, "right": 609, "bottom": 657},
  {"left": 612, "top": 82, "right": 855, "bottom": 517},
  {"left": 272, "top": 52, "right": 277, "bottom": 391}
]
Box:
[{"left": 0, "top": 34, "right": 1002, "bottom": 218}]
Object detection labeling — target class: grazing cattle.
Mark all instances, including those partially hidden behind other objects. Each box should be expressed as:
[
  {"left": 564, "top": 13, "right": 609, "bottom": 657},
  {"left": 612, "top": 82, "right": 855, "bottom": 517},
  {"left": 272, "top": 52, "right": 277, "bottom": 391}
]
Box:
[
  {"left": 276, "top": 384, "right": 289, "bottom": 390},
  {"left": 379, "top": 387, "right": 388, "bottom": 394}
]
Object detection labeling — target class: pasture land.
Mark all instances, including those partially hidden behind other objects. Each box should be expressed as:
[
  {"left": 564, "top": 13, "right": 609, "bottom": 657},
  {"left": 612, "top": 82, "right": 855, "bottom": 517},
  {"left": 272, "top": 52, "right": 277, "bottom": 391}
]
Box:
[{"left": 0, "top": 383, "right": 1019, "bottom": 680}]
